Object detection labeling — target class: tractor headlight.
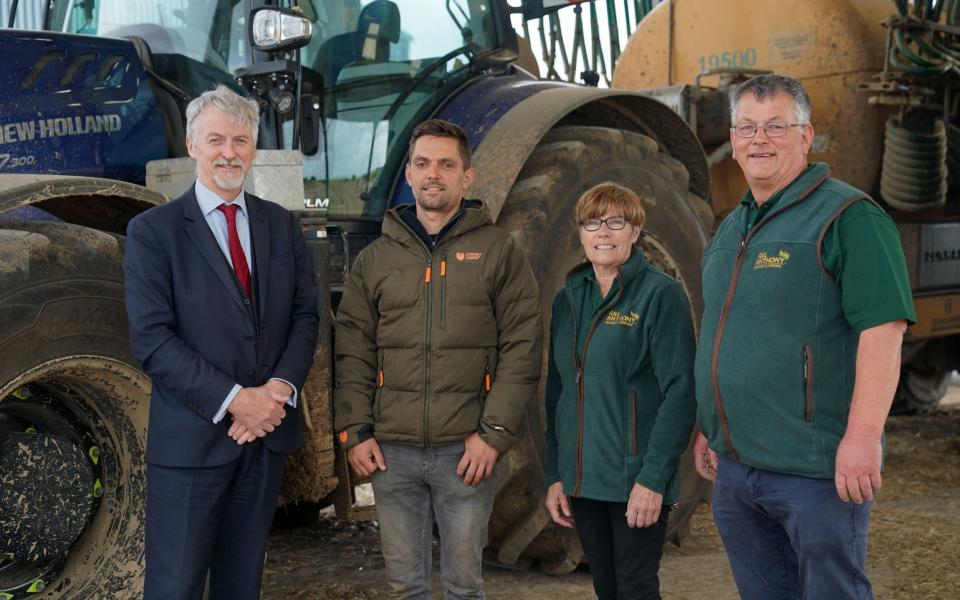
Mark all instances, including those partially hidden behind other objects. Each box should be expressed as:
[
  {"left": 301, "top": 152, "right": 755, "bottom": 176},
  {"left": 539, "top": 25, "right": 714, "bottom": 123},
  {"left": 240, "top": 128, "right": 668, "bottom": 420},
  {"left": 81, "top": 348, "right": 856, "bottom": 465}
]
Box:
[{"left": 250, "top": 8, "right": 312, "bottom": 53}]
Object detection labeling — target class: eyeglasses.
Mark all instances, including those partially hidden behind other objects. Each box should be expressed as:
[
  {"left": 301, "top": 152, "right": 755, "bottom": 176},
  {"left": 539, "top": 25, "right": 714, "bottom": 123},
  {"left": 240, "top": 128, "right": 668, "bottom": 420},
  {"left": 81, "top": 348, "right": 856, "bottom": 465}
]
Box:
[
  {"left": 580, "top": 217, "right": 628, "bottom": 231},
  {"left": 732, "top": 123, "right": 807, "bottom": 138}
]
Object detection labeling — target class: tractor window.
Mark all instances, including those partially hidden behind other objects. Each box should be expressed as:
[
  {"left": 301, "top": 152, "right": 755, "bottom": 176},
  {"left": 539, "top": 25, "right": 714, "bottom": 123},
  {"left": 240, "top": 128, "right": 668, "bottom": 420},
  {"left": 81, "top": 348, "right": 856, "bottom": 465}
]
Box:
[
  {"left": 297, "top": 0, "right": 503, "bottom": 217},
  {"left": 46, "top": 0, "right": 246, "bottom": 97},
  {"left": 1, "top": 0, "right": 46, "bottom": 29}
]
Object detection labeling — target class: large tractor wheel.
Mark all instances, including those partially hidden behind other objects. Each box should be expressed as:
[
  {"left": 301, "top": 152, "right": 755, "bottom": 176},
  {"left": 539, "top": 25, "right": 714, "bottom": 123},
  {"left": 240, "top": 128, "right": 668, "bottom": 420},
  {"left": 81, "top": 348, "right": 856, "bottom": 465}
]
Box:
[
  {"left": 893, "top": 365, "right": 952, "bottom": 414},
  {"left": 488, "top": 126, "right": 713, "bottom": 574},
  {"left": 892, "top": 338, "right": 958, "bottom": 415},
  {"left": 0, "top": 222, "right": 148, "bottom": 598}
]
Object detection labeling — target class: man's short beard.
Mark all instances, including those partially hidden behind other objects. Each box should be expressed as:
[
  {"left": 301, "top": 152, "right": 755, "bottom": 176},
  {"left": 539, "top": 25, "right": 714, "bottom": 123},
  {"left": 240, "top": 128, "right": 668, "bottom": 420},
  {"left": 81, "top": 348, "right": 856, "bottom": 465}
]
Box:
[
  {"left": 213, "top": 171, "right": 246, "bottom": 191},
  {"left": 206, "top": 156, "right": 249, "bottom": 192},
  {"left": 416, "top": 193, "right": 459, "bottom": 213}
]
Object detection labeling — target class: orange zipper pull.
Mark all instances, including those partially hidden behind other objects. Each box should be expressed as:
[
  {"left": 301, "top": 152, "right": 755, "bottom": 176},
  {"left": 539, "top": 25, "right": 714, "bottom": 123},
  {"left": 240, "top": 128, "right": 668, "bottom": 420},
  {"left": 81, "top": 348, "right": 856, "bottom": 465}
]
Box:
[
  {"left": 378, "top": 369, "right": 384, "bottom": 387},
  {"left": 485, "top": 373, "right": 491, "bottom": 391},
  {"left": 424, "top": 266, "right": 432, "bottom": 283},
  {"left": 440, "top": 258, "right": 447, "bottom": 277}
]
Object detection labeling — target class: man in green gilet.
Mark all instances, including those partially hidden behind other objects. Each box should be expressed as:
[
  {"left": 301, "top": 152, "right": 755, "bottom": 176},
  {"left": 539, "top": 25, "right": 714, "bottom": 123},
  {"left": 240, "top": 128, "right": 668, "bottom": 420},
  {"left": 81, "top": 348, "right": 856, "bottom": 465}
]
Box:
[{"left": 692, "top": 74, "right": 915, "bottom": 599}]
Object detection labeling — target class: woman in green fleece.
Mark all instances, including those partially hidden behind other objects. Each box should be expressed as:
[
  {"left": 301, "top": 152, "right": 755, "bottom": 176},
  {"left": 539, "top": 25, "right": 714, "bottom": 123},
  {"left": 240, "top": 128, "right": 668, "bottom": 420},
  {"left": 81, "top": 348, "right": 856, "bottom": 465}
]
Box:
[{"left": 543, "top": 182, "right": 697, "bottom": 599}]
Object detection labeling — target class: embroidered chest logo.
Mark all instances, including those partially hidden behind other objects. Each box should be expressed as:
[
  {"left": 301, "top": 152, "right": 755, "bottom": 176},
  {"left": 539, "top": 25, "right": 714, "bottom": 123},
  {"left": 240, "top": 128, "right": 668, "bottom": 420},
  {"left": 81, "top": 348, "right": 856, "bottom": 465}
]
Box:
[
  {"left": 753, "top": 249, "right": 791, "bottom": 269},
  {"left": 605, "top": 310, "right": 640, "bottom": 327},
  {"left": 455, "top": 251, "right": 483, "bottom": 261}
]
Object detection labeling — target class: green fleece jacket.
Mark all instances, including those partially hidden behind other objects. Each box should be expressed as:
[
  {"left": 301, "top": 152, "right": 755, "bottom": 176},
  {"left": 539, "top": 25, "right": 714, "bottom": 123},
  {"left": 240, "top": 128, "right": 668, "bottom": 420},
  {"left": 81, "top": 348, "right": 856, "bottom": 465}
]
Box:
[
  {"left": 334, "top": 202, "right": 542, "bottom": 453},
  {"left": 545, "top": 251, "right": 696, "bottom": 503}
]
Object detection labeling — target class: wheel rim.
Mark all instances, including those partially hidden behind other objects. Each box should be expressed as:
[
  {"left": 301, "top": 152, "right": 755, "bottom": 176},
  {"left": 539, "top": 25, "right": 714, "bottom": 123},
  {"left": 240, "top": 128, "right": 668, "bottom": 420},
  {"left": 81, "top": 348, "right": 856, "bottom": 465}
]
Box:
[{"left": 0, "top": 357, "right": 149, "bottom": 598}]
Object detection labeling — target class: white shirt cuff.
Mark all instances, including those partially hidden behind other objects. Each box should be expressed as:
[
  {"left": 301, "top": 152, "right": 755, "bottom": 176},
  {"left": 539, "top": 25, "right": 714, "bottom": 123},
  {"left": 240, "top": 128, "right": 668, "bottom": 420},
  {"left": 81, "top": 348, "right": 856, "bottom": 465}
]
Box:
[
  {"left": 270, "top": 377, "right": 297, "bottom": 407},
  {"left": 213, "top": 383, "right": 242, "bottom": 423}
]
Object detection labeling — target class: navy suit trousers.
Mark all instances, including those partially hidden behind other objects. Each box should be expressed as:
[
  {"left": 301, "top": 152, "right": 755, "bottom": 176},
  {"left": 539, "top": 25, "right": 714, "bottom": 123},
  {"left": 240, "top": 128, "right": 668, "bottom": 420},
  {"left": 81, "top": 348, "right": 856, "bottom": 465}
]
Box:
[{"left": 144, "top": 440, "right": 286, "bottom": 600}]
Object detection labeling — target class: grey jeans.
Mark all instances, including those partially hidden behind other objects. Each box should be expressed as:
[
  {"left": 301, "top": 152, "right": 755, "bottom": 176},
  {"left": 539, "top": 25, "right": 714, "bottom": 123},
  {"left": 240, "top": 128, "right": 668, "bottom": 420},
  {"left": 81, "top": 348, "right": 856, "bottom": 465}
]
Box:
[{"left": 371, "top": 442, "right": 496, "bottom": 600}]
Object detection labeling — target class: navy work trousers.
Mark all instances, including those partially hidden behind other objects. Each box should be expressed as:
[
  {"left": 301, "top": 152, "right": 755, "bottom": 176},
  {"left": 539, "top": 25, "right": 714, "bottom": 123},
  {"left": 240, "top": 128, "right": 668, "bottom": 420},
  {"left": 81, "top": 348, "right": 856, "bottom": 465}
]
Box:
[{"left": 712, "top": 455, "right": 873, "bottom": 600}]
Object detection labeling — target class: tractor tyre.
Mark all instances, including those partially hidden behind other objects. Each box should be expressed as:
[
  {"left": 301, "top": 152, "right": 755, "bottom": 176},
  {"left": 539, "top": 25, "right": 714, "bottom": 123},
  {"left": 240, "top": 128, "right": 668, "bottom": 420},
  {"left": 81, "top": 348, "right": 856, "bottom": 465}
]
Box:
[
  {"left": 0, "top": 222, "right": 149, "bottom": 599},
  {"left": 892, "top": 338, "right": 958, "bottom": 415},
  {"left": 488, "top": 126, "right": 712, "bottom": 574},
  {"left": 892, "top": 365, "right": 951, "bottom": 415}
]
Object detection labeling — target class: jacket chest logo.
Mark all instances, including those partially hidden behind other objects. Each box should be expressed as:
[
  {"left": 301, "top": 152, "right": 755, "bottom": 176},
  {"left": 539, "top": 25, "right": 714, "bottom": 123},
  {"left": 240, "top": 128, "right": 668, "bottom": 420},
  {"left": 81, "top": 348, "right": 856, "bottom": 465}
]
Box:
[
  {"left": 753, "top": 249, "right": 791, "bottom": 270},
  {"left": 455, "top": 251, "right": 482, "bottom": 261},
  {"left": 605, "top": 310, "right": 640, "bottom": 327}
]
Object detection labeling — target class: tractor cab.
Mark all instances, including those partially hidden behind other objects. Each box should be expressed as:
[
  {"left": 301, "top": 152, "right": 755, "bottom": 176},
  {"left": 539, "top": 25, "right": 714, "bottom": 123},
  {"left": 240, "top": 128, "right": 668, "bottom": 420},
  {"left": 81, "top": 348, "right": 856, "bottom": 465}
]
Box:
[
  {"left": 295, "top": 0, "right": 515, "bottom": 217},
  {"left": 43, "top": 0, "right": 518, "bottom": 218}
]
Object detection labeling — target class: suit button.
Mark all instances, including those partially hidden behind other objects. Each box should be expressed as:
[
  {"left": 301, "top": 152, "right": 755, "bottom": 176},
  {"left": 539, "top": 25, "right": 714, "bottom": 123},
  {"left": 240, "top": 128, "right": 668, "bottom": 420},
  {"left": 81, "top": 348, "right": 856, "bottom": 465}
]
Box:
[{"left": 243, "top": 298, "right": 251, "bottom": 305}]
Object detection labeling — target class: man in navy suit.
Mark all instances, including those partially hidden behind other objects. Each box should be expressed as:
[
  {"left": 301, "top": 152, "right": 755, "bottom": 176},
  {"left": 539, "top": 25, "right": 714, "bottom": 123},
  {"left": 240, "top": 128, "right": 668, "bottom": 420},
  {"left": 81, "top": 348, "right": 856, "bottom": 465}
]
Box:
[{"left": 124, "top": 85, "right": 319, "bottom": 600}]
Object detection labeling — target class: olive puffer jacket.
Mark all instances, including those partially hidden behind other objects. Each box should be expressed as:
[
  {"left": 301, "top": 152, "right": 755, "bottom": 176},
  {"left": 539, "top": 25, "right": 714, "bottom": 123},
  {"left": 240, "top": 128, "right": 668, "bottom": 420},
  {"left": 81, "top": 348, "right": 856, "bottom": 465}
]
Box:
[{"left": 334, "top": 202, "right": 542, "bottom": 453}]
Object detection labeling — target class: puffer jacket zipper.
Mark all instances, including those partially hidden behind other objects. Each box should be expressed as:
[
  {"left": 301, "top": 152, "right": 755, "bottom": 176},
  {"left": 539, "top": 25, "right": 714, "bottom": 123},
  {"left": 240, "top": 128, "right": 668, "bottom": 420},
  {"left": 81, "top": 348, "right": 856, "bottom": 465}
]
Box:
[
  {"left": 375, "top": 349, "right": 384, "bottom": 420},
  {"left": 389, "top": 211, "right": 470, "bottom": 447},
  {"left": 423, "top": 258, "right": 433, "bottom": 445},
  {"left": 440, "top": 254, "right": 448, "bottom": 329},
  {"left": 484, "top": 351, "right": 491, "bottom": 393}
]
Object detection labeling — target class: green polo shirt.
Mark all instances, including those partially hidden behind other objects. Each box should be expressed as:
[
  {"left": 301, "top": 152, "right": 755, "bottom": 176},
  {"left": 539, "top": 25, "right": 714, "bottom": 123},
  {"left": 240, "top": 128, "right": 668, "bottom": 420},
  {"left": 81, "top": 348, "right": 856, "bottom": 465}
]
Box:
[{"left": 743, "top": 165, "right": 916, "bottom": 332}]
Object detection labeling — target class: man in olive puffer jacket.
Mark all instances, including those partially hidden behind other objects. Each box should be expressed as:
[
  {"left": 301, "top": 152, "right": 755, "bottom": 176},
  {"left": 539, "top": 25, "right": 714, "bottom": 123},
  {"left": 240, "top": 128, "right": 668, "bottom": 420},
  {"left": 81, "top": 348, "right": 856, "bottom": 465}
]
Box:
[{"left": 334, "top": 119, "right": 542, "bottom": 599}]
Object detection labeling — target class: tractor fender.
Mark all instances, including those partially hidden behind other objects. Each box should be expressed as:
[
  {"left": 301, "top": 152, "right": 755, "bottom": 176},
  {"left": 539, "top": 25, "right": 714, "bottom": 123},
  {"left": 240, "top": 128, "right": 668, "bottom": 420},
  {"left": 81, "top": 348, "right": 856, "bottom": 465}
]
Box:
[
  {"left": 469, "top": 87, "right": 710, "bottom": 221},
  {"left": 0, "top": 174, "right": 168, "bottom": 234}
]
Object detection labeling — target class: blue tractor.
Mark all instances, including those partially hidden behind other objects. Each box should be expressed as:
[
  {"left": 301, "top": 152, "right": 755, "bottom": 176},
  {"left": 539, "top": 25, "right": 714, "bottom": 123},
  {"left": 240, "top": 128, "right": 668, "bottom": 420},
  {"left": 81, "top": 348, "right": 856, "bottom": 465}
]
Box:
[{"left": 0, "top": 1, "right": 711, "bottom": 596}]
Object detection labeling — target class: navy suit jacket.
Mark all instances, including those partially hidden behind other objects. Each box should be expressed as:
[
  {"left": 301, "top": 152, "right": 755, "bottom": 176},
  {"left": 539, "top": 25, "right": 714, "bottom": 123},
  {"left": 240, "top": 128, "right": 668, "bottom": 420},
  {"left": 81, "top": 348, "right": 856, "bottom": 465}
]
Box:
[{"left": 124, "top": 185, "right": 319, "bottom": 467}]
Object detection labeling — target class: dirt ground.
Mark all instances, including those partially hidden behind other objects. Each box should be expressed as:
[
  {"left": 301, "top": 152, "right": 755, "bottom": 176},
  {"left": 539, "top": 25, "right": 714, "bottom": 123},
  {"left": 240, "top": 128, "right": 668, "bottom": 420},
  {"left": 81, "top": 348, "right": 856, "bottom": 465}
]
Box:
[{"left": 262, "top": 404, "right": 960, "bottom": 599}]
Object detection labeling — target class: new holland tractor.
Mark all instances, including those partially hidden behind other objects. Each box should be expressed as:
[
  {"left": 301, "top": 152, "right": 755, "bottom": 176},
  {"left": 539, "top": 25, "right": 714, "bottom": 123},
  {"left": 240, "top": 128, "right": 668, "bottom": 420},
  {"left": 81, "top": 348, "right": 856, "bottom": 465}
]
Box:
[{"left": 0, "top": 0, "right": 712, "bottom": 597}]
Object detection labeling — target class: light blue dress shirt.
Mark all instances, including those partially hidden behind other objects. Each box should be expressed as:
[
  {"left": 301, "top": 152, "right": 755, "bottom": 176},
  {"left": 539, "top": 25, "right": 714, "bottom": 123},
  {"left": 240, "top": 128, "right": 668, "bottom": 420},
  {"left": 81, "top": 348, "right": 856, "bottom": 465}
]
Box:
[{"left": 194, "top": 180, "right": 297, "bottom": 424}]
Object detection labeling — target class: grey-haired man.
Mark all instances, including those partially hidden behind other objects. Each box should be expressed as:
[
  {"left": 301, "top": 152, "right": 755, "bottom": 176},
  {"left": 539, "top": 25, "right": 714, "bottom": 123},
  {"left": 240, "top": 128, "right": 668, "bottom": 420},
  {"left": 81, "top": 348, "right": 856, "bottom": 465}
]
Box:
[
  {"left": 125, "top": 85, "right": 318, "bottom": 599},
  {"left": 693, "top": 74, "right": 914, "bottom": 600}
]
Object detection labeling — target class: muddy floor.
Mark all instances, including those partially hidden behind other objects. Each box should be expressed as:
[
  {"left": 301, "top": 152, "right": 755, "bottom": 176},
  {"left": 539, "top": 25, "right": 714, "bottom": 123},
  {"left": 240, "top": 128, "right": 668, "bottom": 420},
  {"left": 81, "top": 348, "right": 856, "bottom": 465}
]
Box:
[{"left": 263, "top": 405, "right": 960, "bottom": 599}]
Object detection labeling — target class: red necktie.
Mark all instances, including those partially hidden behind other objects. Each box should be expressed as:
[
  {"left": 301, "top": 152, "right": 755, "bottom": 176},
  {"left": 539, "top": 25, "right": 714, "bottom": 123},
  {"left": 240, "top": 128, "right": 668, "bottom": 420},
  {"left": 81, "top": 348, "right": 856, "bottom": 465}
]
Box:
[{"left": 216, "top": 203, "right": 251, "bottom": 297}]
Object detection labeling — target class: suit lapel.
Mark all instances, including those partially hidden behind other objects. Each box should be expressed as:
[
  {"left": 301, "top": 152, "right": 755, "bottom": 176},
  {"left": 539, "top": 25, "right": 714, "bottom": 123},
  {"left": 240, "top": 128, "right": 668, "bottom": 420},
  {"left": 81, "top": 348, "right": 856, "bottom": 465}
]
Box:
[
  {"left": 182, "top": 190, "right": 246, "bottom": 311},
  {"left": 247, "top": 193, "right": 271, "bottom": 320}
]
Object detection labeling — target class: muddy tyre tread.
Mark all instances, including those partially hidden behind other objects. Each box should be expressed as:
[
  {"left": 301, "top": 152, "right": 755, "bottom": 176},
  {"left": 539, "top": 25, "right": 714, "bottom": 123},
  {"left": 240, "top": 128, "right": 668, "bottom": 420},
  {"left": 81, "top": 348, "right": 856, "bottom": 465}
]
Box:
[{"left": 0, "top": 221, "right": 147, "bottom": 599}]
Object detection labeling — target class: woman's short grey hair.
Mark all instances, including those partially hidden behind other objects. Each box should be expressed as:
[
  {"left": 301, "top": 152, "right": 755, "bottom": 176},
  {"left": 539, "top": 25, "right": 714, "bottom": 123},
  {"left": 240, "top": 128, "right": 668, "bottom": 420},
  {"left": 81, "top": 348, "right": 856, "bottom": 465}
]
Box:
[
  {"left": 730, "top": 74, "right": 811, "bottom": 126},
  {"left": 185, "top": 85, "right": 261, "bottom": 145}
]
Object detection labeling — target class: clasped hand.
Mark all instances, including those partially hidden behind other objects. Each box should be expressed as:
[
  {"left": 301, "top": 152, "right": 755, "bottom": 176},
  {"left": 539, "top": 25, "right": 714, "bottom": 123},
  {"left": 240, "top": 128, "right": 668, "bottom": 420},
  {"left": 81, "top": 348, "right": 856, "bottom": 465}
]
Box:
[{"left": 227, "top": 380, "right": 291, "bottom": 444}]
